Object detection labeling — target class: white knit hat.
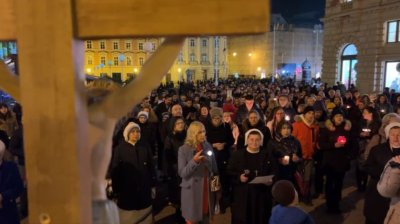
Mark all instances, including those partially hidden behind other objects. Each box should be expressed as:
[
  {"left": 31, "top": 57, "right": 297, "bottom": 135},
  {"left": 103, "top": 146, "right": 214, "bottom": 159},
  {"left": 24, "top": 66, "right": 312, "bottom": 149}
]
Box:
[
  {"left": 123, "top": 122, "right": 141, "bottom": 142},
  {"left": 385, "top": 122, "right": 400, "bottom": 139},
  {"left": 244, "top": 128, "right": 264, "bottom": 146},
  {"left": 137, "top": 111, "right": 149, "bottom": 119}
]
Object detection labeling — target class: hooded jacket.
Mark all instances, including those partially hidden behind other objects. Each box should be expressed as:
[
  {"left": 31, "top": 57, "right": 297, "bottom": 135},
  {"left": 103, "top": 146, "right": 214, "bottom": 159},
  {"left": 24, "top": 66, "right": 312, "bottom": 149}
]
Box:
[{"left": 292, "top": 115, "right": 319, "bottom": 160}]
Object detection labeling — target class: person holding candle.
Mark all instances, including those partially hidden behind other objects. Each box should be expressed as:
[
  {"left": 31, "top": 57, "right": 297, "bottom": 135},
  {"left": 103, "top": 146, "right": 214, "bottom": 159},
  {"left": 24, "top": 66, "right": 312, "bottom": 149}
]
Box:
[
  {"left": 318, "top": 108, "right": 351, "bottom": 213},
  {"left": 267, "top": 121, "right": 302, "bottom": 185},
  {"left": 357, "top": 106, "right": 381, "bottom": 192},
  {"left": 178, "top": 121, "right": 218, "bottom": 224},
  {"left": 376, "top": 94, "right": 393, "bottom": 118}
]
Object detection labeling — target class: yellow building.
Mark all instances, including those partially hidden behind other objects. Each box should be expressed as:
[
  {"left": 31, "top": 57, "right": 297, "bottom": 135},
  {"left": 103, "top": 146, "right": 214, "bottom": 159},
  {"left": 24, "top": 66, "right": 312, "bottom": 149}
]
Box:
[
  {"left": 84, "top": 37, "right": 227, "bottom": 83},
  {"left": 84, "top": 38, "right": 161, "bottom": 82}
]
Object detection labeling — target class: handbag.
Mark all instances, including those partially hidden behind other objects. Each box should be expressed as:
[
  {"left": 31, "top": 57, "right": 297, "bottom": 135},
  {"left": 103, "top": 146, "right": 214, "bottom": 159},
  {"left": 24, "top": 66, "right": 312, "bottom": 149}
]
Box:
[
  {"left": 210, "top": 175, "right": 221, "bottom": 192},
  {"left": 293, "top": 171, "right": 306, "bottom": 196}
]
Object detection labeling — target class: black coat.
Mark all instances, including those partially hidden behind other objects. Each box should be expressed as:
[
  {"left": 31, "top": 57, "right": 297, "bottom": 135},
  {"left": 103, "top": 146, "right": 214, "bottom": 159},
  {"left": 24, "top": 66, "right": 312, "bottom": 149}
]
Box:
[
  {"left": 138, "top": 121, "right": 157, "bottom": 154},
  {"left": 0, "top": 161, "right": 23, "bottom": 224},
  {"left": 163, "top": 131, "right": 186, "bottom": 177},
  {"left": 227, "top": 149, "right": 276, "bottom": 224},
  {"left": 110, "top": 141, "right": 156, "bottom": 210},
  {"left": 318, "top": 124, "right": 351, "bottom": 173},
  {"left": 266, "top": 136, "right": 302, "bottom": 182},
  {"left": 363, "top": 142, "right": 392, "bottom": 223},
  {"left": 205, "top": 121, "right": 234, "bottom": 172}
]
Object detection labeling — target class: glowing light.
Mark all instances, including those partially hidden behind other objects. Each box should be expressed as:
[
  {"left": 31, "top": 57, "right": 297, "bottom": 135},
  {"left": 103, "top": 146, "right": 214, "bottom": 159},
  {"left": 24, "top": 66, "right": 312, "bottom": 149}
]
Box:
[
  {"left": 248, "top": 53, "right": 252, "bottom": 57},
  {"left": 257, "top": 67, "right": 262, "bottom": 72},
  {"left": 261, "top": 72, "right": 266, "bottom": 79},
  {"left": 207, "top": 150, "right": 213, "bottom": 156},
  {"left": 86, "top": 68, "right": 92, "bottom": 74},
  {"left": 232, "top": 52, "right": 237, "bottom": 57},
  {"left": 134, "top": 68, "right": 138, "bottom": 73},
  {"left": 178, "top": 68, "right": 182, "bottom": 73}
]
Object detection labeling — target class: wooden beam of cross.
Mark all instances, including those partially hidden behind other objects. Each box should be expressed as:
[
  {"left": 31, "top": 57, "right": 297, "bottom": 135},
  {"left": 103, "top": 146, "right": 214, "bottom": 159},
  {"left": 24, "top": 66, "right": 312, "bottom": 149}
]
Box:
[{"left": 0, "top": 0, "right": 269, "bottom": 223}]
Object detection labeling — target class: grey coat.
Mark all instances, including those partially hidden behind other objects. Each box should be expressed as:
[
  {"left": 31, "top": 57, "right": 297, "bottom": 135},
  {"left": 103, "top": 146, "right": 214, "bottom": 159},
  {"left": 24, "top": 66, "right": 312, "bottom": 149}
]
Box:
[
  {"left": 377, "top": 159, "right": 400, "bottom": 224},
  {"left": 178, "top": 142, "right": 218, "bottom": 222}
]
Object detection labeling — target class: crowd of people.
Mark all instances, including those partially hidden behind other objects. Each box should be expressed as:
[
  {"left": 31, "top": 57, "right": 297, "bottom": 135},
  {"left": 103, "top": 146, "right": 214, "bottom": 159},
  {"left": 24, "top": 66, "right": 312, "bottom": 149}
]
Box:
[
  {"left": 105, "top": 77, "right": 400, "bottom": 224},
  {"left": 3, "top": 76, "right": 400, "bottom": 223}
]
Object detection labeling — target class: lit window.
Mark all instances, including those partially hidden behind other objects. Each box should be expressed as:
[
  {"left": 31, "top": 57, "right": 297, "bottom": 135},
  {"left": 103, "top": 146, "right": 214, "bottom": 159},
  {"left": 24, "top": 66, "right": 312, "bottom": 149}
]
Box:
[
  {"left": 86, "top": 41, "right": 92, "bottom": 49},
  {"left": 100, "top": 56, "right": 106, "bottom": 65},
  {"left": 113, "top": 42, "right": 119, "bottom": 50},
  {"left": 139, "top": 57, "right": 144, "bottom": 65},
  {"left": 139, "top": 43, "right": 143, "bottom": 50},
  {"left": 152, "top": 43, "right": 156, "bottom": 51},
  {"left": 387, "top": 20, "right": 400, "bottom": 43},
  {"left": 340, "top": 0, "right": 352, "bottom": 2},
  {"left": 190, "top": 39, "right": 195, "bottom": 47},
  {"left": 126, "top": 42, "right": 131, "bottom": 50},
  {"left": 127, "top": 57, "right": 132, "bottom": 66},
  {"left": 190, "top": 53, "right": 195, "bottom": 62},
  {"left": 114, "top": 57, "right": 119, "bottom": 66},
  {"left": 100, "top": 41, "right": 105, "bottom": 49}
]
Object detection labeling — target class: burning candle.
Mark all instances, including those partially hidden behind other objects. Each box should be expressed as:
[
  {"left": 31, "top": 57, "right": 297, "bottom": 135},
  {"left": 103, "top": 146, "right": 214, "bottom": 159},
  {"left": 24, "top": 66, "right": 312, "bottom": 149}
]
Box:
[{"left": 285, "top": 115, "right": 290, "bottom": 121}]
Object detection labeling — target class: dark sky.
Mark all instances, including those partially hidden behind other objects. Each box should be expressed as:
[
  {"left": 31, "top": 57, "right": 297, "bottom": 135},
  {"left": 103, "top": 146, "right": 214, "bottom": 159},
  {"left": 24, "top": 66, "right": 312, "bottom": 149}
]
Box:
[{"left": 271, "top": 0, "right": 325, "bottom": 25}]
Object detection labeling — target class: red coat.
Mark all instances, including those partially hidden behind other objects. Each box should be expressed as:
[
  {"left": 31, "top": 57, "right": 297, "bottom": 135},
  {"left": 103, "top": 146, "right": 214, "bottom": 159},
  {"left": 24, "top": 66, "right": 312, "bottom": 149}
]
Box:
[{"left": 292, "top": 117, "right": 319, "bottom": 160}]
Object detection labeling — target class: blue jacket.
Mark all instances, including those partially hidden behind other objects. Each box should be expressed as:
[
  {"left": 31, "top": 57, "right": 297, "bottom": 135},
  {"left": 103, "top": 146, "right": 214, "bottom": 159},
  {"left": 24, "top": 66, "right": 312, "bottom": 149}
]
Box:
[
  {"left": 269, "top": 204, "right": 314, "bottom": 224},
  {"left": 0, "top": 161, "right": 24, "bottom": 224}
]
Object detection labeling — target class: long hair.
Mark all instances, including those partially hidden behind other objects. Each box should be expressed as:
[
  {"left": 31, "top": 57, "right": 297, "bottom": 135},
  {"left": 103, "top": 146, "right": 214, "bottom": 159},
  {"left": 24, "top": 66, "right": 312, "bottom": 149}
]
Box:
[{"left": 184, "top": 121, "right": 205, "bottom": 147}]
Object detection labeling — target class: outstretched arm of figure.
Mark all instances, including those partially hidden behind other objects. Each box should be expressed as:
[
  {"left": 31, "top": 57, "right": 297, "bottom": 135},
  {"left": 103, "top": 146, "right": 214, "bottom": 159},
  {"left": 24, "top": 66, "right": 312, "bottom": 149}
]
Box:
[
  {"left": 97, "top": 37, "right": 185, "bottom": 119},
  {"left": 88, "top": 37, "right": 184, "bottom": 200},
  {"left": 0, "top": 61, "right": 20, "bottom": 101}
]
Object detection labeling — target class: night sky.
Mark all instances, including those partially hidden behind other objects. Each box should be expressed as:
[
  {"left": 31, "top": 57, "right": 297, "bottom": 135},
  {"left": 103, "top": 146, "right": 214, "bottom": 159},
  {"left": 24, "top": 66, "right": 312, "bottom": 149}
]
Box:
[{"left": 271, "top": 0, "right": 326, "bottom": 25}]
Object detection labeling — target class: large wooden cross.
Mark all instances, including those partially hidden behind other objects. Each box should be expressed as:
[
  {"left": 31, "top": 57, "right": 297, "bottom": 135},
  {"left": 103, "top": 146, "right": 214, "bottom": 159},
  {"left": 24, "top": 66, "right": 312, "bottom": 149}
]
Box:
[{"left": 0, "top": 0, "right": 269, "bottom": 223}]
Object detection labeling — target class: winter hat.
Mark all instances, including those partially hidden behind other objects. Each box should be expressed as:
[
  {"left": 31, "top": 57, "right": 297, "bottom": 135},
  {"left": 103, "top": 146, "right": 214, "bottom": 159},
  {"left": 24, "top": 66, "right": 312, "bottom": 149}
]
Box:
[
  {"left": 326, "top": 102, "right": 336, "bottom": 110},
  {"left": 123, "top": 122, "right": 141, "bottom": 142},
  {"left": 245, "top": 94, "right": 254, "bottom": 100},
  {"left": 137, "top": 111, "right": 149, "bottom": 119},
  {"left": 331, "top": 108, "right": 345, "bottom": 120},
  {"left": 302, "top": 106, "right": 315, "bottom": 115},
  {"left": 313, "top": 101, "right": 326, "bottom": 112},
  {"left": 244, "top": 129, "right": 264, "bottom": 146},
  {"left": 385, "top": 122, "right": 400, "bottom": 139},
  {"left": 209, "top": 107, "right": 223, "bottom": 118},
  {"left": 272, "top": 180, "right": 296, "bottom": 206}
]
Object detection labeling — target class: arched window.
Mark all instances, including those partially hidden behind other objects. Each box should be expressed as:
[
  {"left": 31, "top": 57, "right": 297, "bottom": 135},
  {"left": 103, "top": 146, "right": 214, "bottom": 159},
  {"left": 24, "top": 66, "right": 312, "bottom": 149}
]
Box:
[{"left": 340, "top": 44, "right": 358, "bottom": 89}]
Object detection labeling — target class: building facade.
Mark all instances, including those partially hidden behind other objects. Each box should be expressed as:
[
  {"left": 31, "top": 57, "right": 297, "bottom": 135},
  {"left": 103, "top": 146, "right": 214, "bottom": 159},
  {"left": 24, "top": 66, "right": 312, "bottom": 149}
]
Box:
[
  {"left": 322, "top": 0, "right": 400, "bottom": 93},
  {"left": 228, "top": 14, "right": 323, "bottom": 80},
  {"left": 84, "top": 37, "right": 227, "bottom": 83}
]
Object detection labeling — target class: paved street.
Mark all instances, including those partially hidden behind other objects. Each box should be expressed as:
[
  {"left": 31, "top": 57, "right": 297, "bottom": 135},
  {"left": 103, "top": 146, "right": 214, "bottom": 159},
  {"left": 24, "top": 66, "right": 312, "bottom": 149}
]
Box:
[{"left": 155, "top": 162, "right": 366, "bottom": 224}]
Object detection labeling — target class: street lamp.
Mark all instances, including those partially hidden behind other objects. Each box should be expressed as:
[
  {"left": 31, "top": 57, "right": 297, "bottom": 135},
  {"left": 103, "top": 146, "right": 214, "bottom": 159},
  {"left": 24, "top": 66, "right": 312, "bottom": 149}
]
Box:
[
  {"left": 313, "top": 24, "right": 323, "bottom": 76},
  {"left": 119, "top": 54, "right": 125, "bottom": 82}
]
